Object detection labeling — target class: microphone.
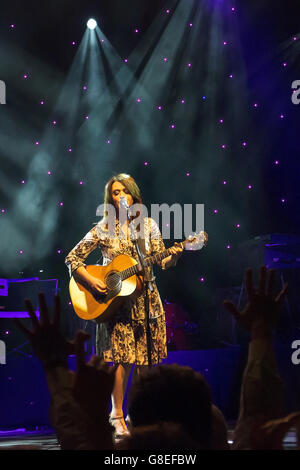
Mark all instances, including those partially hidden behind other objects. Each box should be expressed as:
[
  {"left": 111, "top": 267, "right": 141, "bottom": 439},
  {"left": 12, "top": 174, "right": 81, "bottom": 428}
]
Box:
[
  {"left": 119, "top": 197, "right": 131, "bottom": 227},
  {"left": 119, "top": 197, "right": 129, "bottom": 210}
]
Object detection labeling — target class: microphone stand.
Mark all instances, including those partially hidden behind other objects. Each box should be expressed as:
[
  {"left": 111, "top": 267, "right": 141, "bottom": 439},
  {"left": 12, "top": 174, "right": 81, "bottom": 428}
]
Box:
[{"left": 120, "top": 199, "right": 153, "bottom": 369}]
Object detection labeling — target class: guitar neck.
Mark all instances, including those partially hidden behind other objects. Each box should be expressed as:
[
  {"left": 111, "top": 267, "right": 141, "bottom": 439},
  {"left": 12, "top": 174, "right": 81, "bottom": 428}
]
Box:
[
  {"left": 119, "top": 231, "right": 206, "bottom": 281},
  {"left": 144, "top": 248, "right": 173, "bottom": 267},
  {"left": 120, "top": 247, "right": 173, "bottom": 281}
]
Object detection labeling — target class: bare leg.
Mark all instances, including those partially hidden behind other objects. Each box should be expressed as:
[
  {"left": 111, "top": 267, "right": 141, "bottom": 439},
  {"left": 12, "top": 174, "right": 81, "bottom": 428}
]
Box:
[{"left": 110, "top": 363, "right": 132, "bottom": 435}]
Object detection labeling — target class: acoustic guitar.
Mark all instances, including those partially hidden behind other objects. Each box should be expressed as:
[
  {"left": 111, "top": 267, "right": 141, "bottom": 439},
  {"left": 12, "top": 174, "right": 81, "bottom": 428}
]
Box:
[{"left": 69, "top": 231, "right": 208, "bottom": 323}]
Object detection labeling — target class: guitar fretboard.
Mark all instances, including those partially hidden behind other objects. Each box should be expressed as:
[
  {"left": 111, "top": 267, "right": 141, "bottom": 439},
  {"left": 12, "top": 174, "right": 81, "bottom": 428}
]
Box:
[
  {"left": 119, "top": 232, "right": 206, "bottom": 281},
  {"left": 120, "top": 247, "right": 173, "bottom": 281}
]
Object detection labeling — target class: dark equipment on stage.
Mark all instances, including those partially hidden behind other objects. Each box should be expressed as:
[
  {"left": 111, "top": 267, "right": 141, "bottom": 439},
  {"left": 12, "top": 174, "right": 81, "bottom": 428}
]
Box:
[
  {"left": 216, "top": 233, "right": 300, "bottom": 345},
  {"left": 0, "top": 277, "right": 58, "bottom": 356}
]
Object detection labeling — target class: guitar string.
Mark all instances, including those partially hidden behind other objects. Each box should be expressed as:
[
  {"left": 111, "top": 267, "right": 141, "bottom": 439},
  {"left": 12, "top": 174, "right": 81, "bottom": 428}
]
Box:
[{"left": 110, "top": 234, "right": 204, "bottom": 282}]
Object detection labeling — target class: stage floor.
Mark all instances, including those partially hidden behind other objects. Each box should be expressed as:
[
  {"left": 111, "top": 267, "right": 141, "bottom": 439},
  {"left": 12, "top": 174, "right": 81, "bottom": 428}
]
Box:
[
  {"left": 0, "top": 429, "right": 60, "bottom": 450},
  {"left": 0, "top": 426, "right": 297, "bottom": 450}
]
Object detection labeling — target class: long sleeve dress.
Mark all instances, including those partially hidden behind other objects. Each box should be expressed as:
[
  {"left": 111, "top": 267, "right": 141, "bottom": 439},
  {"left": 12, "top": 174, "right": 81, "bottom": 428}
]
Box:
[{"left": 65, "top": 217, "right": 167, "bottom": 365}]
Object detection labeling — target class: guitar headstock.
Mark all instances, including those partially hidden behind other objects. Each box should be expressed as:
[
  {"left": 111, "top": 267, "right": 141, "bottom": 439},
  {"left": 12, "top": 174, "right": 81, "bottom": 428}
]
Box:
[{"left": 182, "top": 231, "right": 208, "bottom": 251}]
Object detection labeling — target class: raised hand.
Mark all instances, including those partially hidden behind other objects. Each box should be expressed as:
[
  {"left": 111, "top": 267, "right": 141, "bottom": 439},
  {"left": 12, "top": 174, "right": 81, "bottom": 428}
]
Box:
[
  {"left": 14, "top": 292, "right": 89, "bottom": 367},
  {"left": 223, "top": 266, "right": 288, "bottom": 334},
  {"left": 15, "top": 293, "right": 114, "bottom": 449},
  {"left": 251, "top": 411, "right": 300, "bottom": 450}
]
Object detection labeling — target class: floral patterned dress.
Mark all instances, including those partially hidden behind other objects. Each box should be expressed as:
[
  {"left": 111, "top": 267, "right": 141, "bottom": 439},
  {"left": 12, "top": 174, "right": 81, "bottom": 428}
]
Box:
[{"left": 65, "top": 217, "right": 167, "bottom": 365}]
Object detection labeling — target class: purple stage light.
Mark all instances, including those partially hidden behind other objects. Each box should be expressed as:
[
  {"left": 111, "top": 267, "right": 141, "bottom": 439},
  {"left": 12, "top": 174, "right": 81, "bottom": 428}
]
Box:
[
  {"left": 0, "top": 429, "right": 27, "bottom": 435},
  {"left": 0, "top": 310, "right": 40, "bottom": 319}
]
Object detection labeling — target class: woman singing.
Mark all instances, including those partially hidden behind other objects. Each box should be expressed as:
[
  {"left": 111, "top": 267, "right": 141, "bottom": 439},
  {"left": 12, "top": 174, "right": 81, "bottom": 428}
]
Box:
[{"left": 65, "top": 173, "right": 183, "bottom": 438}]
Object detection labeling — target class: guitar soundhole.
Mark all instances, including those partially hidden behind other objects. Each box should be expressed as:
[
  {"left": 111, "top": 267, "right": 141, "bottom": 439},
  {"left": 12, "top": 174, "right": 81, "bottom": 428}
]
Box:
[{"left": 105, "top": 272, "right": 122, "bottom": 294}]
